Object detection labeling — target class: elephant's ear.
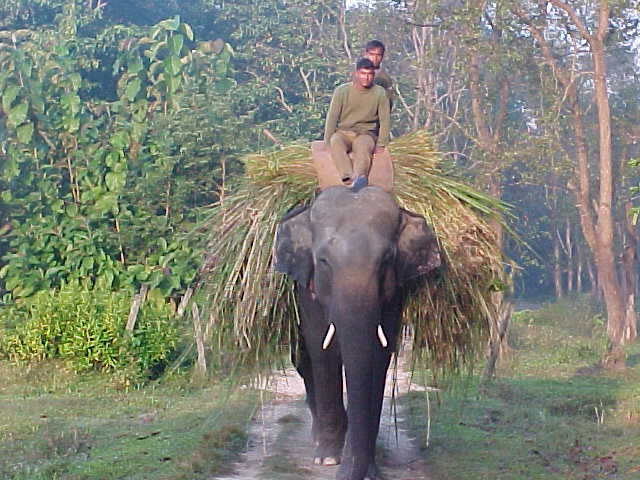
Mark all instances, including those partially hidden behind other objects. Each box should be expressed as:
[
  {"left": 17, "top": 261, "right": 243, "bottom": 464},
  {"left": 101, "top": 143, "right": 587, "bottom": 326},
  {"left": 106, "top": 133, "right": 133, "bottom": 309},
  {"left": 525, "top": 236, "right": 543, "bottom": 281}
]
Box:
[
  {"left": 274, "top": 207, "right": 313, "bottom": 286},
  {"left": 396, "top": 209, "right": 442, "bottom": 283}
]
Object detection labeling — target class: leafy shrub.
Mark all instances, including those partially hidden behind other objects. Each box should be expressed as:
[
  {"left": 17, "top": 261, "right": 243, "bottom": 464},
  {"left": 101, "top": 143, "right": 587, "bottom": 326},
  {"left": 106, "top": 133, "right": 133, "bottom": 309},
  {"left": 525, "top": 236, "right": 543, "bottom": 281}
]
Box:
[{"left": 0, "top": 285, "right": 178, "bottom": 376}]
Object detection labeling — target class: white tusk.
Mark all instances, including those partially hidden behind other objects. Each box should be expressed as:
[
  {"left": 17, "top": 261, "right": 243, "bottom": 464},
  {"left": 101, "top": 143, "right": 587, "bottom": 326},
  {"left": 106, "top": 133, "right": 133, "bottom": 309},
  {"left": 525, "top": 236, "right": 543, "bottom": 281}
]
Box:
[
  {"left": 322, "top": 323, "right": 336, "bottom": 350},
  {"left": 377, "top": 325, "right": 388, "bottom": 348}
]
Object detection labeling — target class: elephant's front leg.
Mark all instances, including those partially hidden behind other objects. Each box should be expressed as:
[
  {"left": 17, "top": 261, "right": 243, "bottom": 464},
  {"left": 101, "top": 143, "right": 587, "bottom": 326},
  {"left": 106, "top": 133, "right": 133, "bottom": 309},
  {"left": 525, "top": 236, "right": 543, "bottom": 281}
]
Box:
[
  {"left": 299, "top": 288, "right": 347, "bottom": 466},
  {"left": 365, "top": 312, "right": 402, "bottom": 478},
  {"left": 309, "top": 346, "right": 347, "bottom": 465}
]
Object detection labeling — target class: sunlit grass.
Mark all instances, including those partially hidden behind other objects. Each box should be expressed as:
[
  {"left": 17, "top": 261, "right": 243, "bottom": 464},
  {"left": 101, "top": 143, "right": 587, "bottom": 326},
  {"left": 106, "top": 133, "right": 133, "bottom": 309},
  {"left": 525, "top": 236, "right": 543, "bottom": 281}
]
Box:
[
  {"left": 403, "top": 297, "right": 640, "bottom": 479},
  {"left": 0, "top": 361, "right": 258, "bottom": 480}
]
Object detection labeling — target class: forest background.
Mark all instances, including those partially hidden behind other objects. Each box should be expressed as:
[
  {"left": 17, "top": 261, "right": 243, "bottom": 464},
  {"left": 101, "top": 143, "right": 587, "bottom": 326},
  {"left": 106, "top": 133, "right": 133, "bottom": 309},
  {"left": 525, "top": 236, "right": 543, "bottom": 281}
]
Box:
[{"left": 1, "top": 0, "right": 640, "bottom": 375}]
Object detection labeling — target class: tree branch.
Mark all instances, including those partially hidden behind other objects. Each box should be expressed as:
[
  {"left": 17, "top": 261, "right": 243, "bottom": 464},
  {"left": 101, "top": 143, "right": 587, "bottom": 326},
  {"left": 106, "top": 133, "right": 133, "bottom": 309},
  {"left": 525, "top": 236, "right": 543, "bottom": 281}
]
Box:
[{"left": 546, "top": 0, "right": 594, "bottom": 44}]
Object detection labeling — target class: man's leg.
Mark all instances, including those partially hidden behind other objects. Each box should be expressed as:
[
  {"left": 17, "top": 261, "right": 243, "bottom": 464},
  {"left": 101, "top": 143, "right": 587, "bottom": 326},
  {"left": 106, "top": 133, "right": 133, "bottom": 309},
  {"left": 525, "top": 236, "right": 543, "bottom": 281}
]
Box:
[
  {"left": 329, "top": 131, "right": 354, "bottom": 182},
  {"left": 351, "top": 134, "right": 375, "bottom": 177}
]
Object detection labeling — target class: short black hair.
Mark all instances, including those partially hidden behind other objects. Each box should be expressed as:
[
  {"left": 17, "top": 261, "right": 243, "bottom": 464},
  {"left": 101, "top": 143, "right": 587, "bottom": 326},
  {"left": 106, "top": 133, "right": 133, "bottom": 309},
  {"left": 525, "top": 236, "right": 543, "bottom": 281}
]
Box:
[
  {"left": 365, "top": 40, "right": 385, "bottom": 54},
  {"left": 355, "top": 57, "right": 375, "bottom": 70}
]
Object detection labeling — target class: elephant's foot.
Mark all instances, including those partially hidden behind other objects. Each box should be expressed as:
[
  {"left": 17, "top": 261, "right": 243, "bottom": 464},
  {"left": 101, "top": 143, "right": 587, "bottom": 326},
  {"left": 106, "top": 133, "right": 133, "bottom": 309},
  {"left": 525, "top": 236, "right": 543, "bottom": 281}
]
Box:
[
  {"left": 365, "top": 461, "right": 378, "bottom": 480},
  {"left": 314, "top": 455, "right": 341, "bottom": 466},
  {"left": 335, "top": 457, "right": 378, "bottom": 480},
  {"left": 313, "top": 440, "right": 342, "bottom": 466}
]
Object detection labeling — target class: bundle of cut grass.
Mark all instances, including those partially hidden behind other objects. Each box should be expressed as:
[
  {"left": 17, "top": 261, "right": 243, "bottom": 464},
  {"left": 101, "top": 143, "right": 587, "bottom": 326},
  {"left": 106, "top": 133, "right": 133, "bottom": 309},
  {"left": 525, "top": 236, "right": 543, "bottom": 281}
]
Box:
[{"left": 196, "top": 130, "right": 505, "bottom": 373}]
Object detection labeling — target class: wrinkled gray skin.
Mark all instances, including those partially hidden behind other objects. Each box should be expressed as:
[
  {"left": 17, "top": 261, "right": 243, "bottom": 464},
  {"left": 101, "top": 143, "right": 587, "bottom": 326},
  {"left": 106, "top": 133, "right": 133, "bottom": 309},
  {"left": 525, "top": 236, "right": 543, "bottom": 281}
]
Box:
[{"left": 274, "top": 186, "right": 441, "bottom": 480}]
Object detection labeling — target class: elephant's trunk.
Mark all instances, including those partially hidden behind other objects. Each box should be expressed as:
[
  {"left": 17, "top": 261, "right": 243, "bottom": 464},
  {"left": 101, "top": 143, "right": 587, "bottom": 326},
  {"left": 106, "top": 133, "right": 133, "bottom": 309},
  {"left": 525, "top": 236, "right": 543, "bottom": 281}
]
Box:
[{"left": 331, "top": 285, "right": 388, "bottom": 480}]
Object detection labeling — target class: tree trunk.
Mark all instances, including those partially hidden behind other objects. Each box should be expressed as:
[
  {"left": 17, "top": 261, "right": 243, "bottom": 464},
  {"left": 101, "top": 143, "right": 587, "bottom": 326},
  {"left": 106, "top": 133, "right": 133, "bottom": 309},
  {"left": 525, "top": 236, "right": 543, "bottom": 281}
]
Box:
[
  {"left": 553, "top": 228, "right": 563, "bottom": 299},
  {"left": 588, "top": 1, "right": 626, "bottom": 368},
  {"left": 519, "top": 0, "right": 627, "bottom": 369},
  {"left": 566, "top": 218, "right": 573, "bottom": 293},
  {"left": 576, "top": 242, "right": 583, "bottom": 293},
  {"left": 623, "top": 201, "right": 638, "bottom": 343}
]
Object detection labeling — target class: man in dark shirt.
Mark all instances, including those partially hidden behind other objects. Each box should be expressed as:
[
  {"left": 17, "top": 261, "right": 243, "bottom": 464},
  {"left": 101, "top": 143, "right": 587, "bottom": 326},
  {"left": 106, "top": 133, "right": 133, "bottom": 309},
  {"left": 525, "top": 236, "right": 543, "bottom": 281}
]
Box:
[
  {"left": 364, "top": 39, "right": 395, "bottom": 109},
  {"left": 324, "top": 58, "right": 391, "bottom": 187}
]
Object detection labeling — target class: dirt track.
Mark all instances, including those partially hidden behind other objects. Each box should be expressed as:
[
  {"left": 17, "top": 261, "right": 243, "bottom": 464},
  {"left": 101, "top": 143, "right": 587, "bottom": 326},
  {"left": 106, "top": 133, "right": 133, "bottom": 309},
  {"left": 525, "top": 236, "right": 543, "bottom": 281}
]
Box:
[{"left": 215, "top": 352, "right": 434, "bottom": 480}]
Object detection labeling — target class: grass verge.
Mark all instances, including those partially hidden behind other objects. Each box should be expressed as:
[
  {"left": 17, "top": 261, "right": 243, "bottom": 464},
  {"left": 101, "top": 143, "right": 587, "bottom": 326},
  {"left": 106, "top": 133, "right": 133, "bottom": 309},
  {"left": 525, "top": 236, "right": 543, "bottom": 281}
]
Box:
[
  {"left": 403, "top": 297, "right": 640, "bottom": 479},
  {"left": 0, "top": 361, "right": 258, "bottom": 480}
]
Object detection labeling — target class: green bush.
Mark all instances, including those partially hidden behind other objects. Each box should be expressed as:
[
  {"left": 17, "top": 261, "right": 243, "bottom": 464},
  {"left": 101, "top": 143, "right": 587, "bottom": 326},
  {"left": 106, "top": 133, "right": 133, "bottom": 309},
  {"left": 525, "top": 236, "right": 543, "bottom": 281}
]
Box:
[{"left": 0, "top": 285, "right": 178, "bottom": 376}]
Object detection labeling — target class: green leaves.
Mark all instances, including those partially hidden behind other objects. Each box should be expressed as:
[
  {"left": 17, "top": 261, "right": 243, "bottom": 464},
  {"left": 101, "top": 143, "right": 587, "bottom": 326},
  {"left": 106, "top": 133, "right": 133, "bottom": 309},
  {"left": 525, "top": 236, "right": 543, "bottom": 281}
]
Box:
[
  {"left": 169, "top": 34, "right": 184, "bottom": 56},
  {"left": 156, "top": 16, "right": 181, "bottom": 34},
  {"left": 60, "top": 93, "right": 80, "bottom": 115},
  {"left": 126, "top": 77, "right": 141, "bottom": 101},
  {"left": 105, "top": 171, "right": 126, "bottom": 192},
  {"left": 0, "top": 15, "right": 218, "bottom": 310},
  {"left": 7, "top": 101, "right": 29, "bottom": 129},
  {"left": 214, "top": 78, "right": 236, "bottom": 94},
  {"left": 163, "top": 55, "right": 182, "bottom": 76},
  {"left": 16, "top": 122, "right": 34, "bottom": 143},
  {"left": 0, "top": 285, "right": 178, "bottom": 376},
  {"left": 2, "top": 84, "right": 21, "bottom": 111}
]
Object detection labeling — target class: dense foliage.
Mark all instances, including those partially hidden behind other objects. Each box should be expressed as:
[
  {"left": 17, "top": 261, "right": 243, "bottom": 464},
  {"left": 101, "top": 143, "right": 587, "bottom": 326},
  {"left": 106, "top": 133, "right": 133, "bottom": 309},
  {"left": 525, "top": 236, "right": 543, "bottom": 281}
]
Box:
[
  {"left": 0, "top": 284, "right": 177, "bottom": 375},
  {"left": 0, "top": 0, "right": 638, "bottom": 372}
]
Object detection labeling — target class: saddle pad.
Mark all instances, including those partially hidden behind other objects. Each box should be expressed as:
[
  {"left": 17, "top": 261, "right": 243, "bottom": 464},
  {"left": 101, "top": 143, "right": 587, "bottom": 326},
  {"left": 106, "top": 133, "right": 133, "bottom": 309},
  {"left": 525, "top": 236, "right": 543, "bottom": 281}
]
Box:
[{"left": 311, "top": 141, "right": 394, "bottom": 192}]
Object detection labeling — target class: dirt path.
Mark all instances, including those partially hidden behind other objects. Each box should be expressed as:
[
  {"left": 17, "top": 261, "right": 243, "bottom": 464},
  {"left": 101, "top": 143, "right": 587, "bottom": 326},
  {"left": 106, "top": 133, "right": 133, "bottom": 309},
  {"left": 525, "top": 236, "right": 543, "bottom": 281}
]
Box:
[{"left": 215, "top": 353, "right": 433, "bottom": 480}]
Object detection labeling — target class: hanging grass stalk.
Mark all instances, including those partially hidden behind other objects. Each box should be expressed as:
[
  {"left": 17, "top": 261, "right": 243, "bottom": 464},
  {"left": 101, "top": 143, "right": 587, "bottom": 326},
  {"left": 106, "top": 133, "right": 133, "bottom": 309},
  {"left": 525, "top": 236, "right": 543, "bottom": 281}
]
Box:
[{"left": 194, "top": 130, "right": 506, "bottom": 374}]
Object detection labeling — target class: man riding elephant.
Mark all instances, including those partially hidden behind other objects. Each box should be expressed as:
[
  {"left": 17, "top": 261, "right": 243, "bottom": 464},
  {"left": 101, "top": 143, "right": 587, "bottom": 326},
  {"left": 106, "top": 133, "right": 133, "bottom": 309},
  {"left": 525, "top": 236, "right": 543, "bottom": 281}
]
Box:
[{"left": 324, "top": 57, "right": 391, "bottom": 189}]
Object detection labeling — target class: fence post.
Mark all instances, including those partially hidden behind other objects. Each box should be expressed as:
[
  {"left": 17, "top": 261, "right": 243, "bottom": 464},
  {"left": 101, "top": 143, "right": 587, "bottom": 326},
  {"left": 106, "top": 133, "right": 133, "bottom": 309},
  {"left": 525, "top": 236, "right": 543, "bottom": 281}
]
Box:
[
  {"left": 192, "top": 302, "right": 207, "bottom": 374},
  {"left": 126, "top": 284, "right": 149, "bottom": 332}
]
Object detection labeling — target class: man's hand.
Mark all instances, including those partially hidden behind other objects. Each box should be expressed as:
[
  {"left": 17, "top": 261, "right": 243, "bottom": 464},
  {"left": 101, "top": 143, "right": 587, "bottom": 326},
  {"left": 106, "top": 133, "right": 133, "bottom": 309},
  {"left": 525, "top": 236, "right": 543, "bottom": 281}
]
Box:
[{"left": 374, "top": 146, "right": 386, "bottom": 154}]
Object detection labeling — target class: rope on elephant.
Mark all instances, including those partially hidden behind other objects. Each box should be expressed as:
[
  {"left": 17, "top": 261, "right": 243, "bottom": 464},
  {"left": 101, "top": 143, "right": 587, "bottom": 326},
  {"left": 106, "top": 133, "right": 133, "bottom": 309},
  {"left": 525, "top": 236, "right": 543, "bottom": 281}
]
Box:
[{"left": 190, "top": 130, "right": 506, "bottom": 376}]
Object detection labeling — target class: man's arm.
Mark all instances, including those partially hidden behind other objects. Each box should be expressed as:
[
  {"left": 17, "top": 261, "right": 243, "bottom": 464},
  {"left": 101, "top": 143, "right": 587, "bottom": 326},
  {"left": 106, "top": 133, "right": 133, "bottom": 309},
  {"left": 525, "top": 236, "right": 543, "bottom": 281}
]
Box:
[
  {"left": 324, "top": 88, "right": 342, "bottom": 146},
  {"left": 376, "top": 91, "right": 391, "bottom": 149}
]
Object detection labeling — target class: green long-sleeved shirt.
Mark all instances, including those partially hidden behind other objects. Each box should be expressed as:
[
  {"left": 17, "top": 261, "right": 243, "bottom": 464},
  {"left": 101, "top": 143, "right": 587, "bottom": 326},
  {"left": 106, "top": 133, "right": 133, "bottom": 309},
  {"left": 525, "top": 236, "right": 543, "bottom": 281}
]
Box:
[
  {"left": 374, "top": 69, "right": 395, "bottom": 110},
  {"left": 324, "top": 83, "right": 391, "bottom": 147}
]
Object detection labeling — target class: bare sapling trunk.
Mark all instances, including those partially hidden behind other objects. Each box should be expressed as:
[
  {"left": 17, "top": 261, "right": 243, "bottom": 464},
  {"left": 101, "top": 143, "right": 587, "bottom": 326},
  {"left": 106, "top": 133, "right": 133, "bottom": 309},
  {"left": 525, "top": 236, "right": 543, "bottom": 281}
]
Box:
[
  {"left": 576, "top": 242, "right": 583, "bottom": 293},
  {"left": 553, "top": 228, "right": 563, "bottom": 299},
  {"left": 623, "top": 201, "right": 638, "bottom": 343},
  {"left": 566, "top": 218, "right": 574, "bottom": 292}
]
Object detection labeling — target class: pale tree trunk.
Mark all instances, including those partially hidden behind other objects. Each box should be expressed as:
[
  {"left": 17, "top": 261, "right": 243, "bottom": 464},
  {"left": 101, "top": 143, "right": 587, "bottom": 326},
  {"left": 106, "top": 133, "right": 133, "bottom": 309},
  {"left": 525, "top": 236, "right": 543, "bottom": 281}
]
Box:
[
  {"left": 566, "top": 218, "right": 574, "bottom": 293},
  {"left": 585, "top": 0, "right": 627, "bottom": 368},
  {"left": 587, "top": 260, "right": 598, "bottom": 297},
  {"left": 553, "top": 228, "right": 564, "bottom": 299},
  {"left": 623, "top": 201, "right": 638, "bottom": 343},
  {"left": 576, "top": 242, "right": 583, "bottom": 293},
  {"left": 516, "top": 0, "right": 629, "bottom": 369},
  {"left": 411, "top": 25, "right": 428, "bottom": 131}
]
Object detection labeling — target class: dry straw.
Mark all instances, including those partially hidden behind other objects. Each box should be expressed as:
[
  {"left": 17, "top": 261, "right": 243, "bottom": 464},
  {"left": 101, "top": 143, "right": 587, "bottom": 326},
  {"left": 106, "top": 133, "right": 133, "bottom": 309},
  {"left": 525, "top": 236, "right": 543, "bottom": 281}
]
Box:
[{"left": 197, "top": 130, "right": 505, "bottom": 374}]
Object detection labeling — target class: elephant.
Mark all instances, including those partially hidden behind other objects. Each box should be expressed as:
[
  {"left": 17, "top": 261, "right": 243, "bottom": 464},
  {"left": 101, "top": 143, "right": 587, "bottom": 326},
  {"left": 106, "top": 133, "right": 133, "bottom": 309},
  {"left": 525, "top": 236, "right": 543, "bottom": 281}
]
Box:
[{"left": 274, "top": 184, "right": 441, "bottom": 480}]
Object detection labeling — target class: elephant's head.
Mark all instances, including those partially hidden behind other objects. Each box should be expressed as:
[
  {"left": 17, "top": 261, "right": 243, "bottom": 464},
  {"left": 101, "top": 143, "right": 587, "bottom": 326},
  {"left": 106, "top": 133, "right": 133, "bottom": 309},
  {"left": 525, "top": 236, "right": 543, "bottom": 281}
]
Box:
[{"left": 275, "top": 186, "right": 441, "bottom": 316}]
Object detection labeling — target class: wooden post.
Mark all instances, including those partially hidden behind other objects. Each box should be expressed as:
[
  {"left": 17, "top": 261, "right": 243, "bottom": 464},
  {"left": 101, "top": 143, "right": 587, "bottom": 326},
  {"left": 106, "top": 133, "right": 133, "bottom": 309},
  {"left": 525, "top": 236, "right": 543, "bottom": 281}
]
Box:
[
  {"left": 192, "top": 302, "right": 207, "bottom": 374},
  {"left": 126, "top": 284, "right": 148, "bottom": 332}
]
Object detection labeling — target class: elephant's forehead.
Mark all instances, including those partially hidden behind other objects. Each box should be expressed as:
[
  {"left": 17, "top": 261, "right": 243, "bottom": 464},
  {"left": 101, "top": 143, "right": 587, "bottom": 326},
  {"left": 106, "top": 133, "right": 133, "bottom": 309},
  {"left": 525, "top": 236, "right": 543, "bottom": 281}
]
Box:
[{"left": 310, "top": 186, "right": 399, "bottom": 231}]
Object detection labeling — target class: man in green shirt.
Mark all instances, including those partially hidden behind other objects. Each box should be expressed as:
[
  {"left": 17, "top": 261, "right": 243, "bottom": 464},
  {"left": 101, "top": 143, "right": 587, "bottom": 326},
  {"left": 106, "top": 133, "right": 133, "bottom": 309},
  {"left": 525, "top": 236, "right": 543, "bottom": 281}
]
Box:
[
  {"left": 324, "top": 57, "right": 391, "bottom": 187},
  {"left": 364, "top": 39, "right": 395, "bottom": 109}
]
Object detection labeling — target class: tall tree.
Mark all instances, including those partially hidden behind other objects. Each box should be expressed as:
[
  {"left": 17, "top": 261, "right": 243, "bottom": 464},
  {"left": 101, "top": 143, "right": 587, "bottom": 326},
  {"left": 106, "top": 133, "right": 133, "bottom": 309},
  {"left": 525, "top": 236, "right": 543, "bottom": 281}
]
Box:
[{"left": 514, "top": 0, "right": 634, "bottom": 368}]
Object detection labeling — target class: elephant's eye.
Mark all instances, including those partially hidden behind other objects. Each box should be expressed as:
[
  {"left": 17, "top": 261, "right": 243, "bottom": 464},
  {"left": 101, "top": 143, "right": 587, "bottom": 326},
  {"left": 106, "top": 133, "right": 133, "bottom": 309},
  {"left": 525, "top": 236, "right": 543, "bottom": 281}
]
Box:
[
  {"left": 381, "top": 249, "right": 394, "bottom": 267},
  {"left": 317, "top": 257, "right": 330, "bottom": 269}
]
